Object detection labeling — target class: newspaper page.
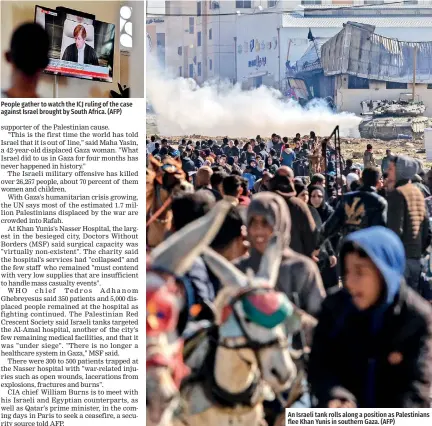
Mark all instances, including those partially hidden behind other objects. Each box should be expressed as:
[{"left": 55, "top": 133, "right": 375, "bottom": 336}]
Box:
[
  {"left": 0, "top": 1, "right": 145, "bottom": 425},
  {"left": 0, "top": 99, "right": 145, "bottom": 425}
]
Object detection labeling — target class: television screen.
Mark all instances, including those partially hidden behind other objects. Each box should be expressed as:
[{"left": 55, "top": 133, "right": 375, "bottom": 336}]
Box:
[{"left": 34, "top": 5, "right": 115, "bottom": 82}]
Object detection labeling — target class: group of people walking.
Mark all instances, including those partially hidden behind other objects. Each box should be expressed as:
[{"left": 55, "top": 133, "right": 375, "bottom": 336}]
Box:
[{"left": 146, "top": 131, "right": 432, "bottom": 416}]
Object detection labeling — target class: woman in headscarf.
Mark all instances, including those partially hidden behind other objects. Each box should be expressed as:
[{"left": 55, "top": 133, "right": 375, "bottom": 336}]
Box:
[
  {"left": 236, "top": 192, "right": 326, "bottom": 417},
  {"left": 308, "top": 185, "right": 338, "bottom": 290},
  {"left": 227, "top": 156, "right": 242, "bottom": 175},
  {"left": 241, "top": 143, "right": 257, "bottom": 166},
  {"left": 294, "top": 181, "right": 309, "bottom": 205},
  {"left": 248, "top": 159, "right": 262, "bottom": 179},
  {"left": 257, "top": 159, "right": 266, "bottom": 176},
  {"left": 269, "top": 148, "right": 280, "bottom": 167},
  {"left": 266, "top": 156, "right": 278, "bottom": 175},
  {"left": 309, "top": 185, "right": 333, "bottom": 224},
  {"left": 235, "top": 192, "right": 325, "bottom": 317}
]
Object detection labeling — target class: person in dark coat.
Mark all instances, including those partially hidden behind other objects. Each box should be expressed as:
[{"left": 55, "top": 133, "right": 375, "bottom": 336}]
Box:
[
  {"left": 240, "top": 143, "right": 257, "bottom": 165},
  {"left": 208, "top": 171, "right": 226, "bottom": 201},
  {"left": 268, "top": 166, "right": 318, "bottom": 259},
  {"left": 308, "top": 185, "right": 339, "bottom": 290},
  {"left": 181, "top": 154, "right": 196, "bottom": 174},
  {"left": 62, "top": 24, "right": 99, "bottom": 65},
  {"left": 316, "top": 167, "right": 387, "bottom": 251},
  {"left": 309, "top": 226, "right": 432, "bottom": 408},
  {"left": 386, "top": 156, "right": 432, "bottom": 292}
]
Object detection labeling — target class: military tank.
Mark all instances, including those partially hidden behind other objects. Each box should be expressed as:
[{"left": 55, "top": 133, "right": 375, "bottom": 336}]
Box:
[{"left": 359, "top": 99, "right": 432, "bottom": 140}]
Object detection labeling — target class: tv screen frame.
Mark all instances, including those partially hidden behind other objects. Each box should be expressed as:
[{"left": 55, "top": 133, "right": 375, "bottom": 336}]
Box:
[
  {"left": 56, "top": 6, "right": 95, "bottom": 20},
  {"left": 34, "top": 5, "right": 116, "bottom": 83}
]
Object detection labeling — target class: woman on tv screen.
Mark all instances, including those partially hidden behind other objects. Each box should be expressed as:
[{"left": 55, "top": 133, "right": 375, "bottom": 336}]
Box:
[{"left": 62, "top": 24, "right": 99, "bottom": 66}]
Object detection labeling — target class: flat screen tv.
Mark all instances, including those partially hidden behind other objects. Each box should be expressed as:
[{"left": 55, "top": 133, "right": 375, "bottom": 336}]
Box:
[{"left": 34, "top": 5, "right": 115, "bottom": 82}]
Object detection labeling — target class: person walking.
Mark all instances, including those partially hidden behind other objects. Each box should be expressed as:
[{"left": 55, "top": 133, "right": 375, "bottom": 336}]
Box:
[
  {"left": 308, "top": 186, "right": 338, "bottom": 290},
  {"left": 386, "top": 155, "right": 431, "bottom": 292},
  {"left": 381, "top": 149, "right": 393, "bottom": 174},
  {"left": 309, "top": 226, "right": 432, "bottom": 408},
  {"left": 268, "top": 166, "right": 318, "bottom": 258},
  {"left": 235, "top": 192, "right": 325, "bottom": 318},
  {"left": 363, "top": 144, "right": 376, "bottom": 168},
  {"left": 316, "top": 167, "right": 387, "bottom": 251}
]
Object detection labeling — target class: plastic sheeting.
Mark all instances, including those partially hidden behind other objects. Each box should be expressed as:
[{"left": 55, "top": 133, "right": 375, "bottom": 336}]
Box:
[{"left": 321, "top": 21, "right": 432, "bottom": 83}]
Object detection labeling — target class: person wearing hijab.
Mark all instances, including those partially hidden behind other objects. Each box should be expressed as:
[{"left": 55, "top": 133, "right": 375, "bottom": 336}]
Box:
[
  {"left": 235, "top": 192, "right": 325, "bottom": 318},
  {"left": 266, "top": 156, "right": 278, "bottom": 175},
  {"left": 309, "top": 185, "right": 334, "bottom": 224},
  {"left": 240, "top": 142, "right": 255, "bottom": 164},
  {"left": 227, "top": 156, "right": 242, "bottom": 175},
  {"left": 309, "top": 227, "right": 432, "bottom": 408},
  {"left": 269, "top": 148, "right": 280, "bottom": 167},
  {"left": 308, "top": 185, "right": 338, "bottom": 290},
  {"left": 248, "top": 159, "right": 262, "bottom": 179},
  {"left": 295, "top": 181, "right": 309, "bottom": 205}
]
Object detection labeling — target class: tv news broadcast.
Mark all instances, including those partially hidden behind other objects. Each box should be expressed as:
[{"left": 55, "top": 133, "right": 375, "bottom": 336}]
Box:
[{"left": 35, "top": 5, "right": 115, "bottom": 82}]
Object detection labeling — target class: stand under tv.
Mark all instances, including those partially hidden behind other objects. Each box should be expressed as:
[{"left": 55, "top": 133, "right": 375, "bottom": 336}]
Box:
[{"left": 52, "top": 75, "right": 59, "bottom": 98}]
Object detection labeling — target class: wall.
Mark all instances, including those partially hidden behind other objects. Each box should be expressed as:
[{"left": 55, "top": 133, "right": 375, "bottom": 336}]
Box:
[
  {"left": 335, "top": 76, "right": 432, "bottom": 116},
  {"left": 120, "top": 53, "right": 130, "bottom": 89},
  {"left": 164, "top": 2, "right": 191, "bottom": 78},
  {"left": 1, "top": 0, "right": 122, "bottom": 98},
  {"left": 211, "top": 4, "right": 237, "bottom": 82},
  {"left": 193, "top": 0, "right": 211, "bottom": 84},
  {"left": 217, "top": 0, "right": 288, "bottom": 83},
  {"left": 236, "top": 12, "right": 281, "bottom": 87},
  {"left": 127, "top": 0, "right": 143, "bottom": 98},
  {"left": 279, "top": 26, "right": 432, "bottom": 90}
]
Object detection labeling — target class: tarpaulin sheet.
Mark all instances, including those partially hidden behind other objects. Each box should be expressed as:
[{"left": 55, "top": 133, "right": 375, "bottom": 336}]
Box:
[{"left": 321, "top": 22, "right": 432, "bottom": 83}]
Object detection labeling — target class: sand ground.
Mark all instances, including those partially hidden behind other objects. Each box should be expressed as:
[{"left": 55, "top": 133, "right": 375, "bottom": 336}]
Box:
[{"left": 146, "top": 114, "right": 430, "bottom": 170}]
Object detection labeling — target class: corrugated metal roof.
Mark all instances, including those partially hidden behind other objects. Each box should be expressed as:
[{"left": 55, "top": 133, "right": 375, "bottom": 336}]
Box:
[{"left": 282, "top": 14, "right": 432, "bottom": 28}]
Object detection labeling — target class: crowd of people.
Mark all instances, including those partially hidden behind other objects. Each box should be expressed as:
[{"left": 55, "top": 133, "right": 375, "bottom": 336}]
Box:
[
  {"left": 147, "top": 132, "right": 432, "bottom": 411},
  {"left": 146, "top": 132, "right": 432, "bottom": 411},
  {"left": 146, "top": 133, "right": 432, "bottom": 295}
]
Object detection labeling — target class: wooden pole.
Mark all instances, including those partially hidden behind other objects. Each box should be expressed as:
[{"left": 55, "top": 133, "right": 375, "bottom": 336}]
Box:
[{"left": 413, "top": 45, "right": 417, "bottom": 102}]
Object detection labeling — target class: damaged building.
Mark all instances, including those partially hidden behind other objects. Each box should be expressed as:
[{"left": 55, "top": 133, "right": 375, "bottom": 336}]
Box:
[{"left": 296, "top": 21, "right": 432, "bottom": 119}]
